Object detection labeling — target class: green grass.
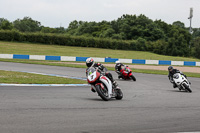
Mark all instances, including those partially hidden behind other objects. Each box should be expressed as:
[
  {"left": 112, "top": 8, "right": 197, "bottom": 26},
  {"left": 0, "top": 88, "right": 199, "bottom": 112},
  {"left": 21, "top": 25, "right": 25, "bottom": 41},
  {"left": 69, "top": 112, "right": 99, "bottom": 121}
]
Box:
[
  {"left": 0, "top": 41, "right": 200, "bottom": 61},
  {"left": 0, "top": 70, "right": 87, "bottom": 84},
  {"left": 1, "top": 59, "right": 200, "bottom": 78},
  {"left": 0, "top": 41, "right": 199, "bottom": 80}
]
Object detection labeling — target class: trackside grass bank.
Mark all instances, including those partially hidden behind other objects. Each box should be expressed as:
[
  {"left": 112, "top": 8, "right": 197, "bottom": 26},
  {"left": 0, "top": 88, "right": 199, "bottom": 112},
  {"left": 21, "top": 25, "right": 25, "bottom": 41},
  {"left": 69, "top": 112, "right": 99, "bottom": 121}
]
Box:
[
  {"left": 0, "top": 59, "right": 200, "bottom": 78},
  {"left": 0, "top": 41, "right": 200, "bottom": 62},
  {"left": 0, "top": 41, "right": 200, "bottom": 79},
  {"left": 0, "top": 70, "right": 87, "bottom": 84}
]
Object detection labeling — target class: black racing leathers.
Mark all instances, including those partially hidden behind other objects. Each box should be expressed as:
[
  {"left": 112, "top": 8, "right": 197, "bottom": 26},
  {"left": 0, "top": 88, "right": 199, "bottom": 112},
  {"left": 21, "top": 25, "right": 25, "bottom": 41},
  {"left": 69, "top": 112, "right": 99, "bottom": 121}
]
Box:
[
  {"left": 168, "top": 69, "right": 187, "bottom": 81},
  {"left": 115, "top": 63, "right": 124, "bottom": 79},
  {"left": 168, "top": 69, "right": 180, "bottom": 81},
  {"left": 115, "top": 63, "right": 124, "bottom": 72}
]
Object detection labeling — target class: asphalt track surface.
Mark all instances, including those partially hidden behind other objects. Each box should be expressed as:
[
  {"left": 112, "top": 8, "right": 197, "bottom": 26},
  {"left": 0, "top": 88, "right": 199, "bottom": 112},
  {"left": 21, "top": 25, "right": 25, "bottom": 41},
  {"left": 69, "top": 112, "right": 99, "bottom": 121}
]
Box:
[{"left": 0, "top": 62, "right": 200, "bottom": 133}]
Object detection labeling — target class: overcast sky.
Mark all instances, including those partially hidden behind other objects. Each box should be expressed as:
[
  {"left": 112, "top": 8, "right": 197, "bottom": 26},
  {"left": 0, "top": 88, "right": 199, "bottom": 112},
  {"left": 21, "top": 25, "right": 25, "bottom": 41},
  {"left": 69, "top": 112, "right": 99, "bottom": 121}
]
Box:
[{"left": 0, "top": 0, "right": 199, "bottom": 28}]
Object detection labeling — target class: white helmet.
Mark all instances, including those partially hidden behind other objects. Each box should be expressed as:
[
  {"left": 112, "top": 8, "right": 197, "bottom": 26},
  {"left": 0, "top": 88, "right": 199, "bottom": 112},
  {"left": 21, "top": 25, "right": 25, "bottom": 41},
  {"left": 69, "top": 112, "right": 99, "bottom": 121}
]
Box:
[
  {"left": 86, "top": 58, "right": 94, "bottom": 67},
  {"left": 115, "top": 60, "right": 120, "bottom": 64}
]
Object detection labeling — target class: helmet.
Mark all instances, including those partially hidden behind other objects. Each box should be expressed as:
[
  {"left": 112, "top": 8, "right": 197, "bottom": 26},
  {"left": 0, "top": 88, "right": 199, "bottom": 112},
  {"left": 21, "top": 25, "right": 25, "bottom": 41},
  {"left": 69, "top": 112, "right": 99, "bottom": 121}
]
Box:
[
  {"left": 168, "top": 66, "right": 173, "bottom": 71},
  {"left": 86, "top": 58, "right": 94, "bottom": 67},
  {"left": 115, "top": 60, "right": 120, "bottom": 64}
]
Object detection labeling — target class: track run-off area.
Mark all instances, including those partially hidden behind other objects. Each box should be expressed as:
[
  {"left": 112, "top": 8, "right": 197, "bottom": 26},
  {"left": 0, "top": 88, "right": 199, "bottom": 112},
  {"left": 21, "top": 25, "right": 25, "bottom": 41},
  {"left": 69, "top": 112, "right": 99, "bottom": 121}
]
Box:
[{"left": 0, "top": 61, "right": 200, "bottom": 133}]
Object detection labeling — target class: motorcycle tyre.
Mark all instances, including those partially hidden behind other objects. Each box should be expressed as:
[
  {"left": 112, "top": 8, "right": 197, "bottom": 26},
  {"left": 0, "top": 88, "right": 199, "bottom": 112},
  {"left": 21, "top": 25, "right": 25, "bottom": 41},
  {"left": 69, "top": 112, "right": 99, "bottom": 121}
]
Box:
[
  {"left": 96, "top": 84, "right": 110, "bottom": 101},
  {"left": 130, "top": 75, "right": 136, "bottom": 81},
  {"left": 183, "top": 83, "right": 192, "bottom": 93},
  {"left": 115, "top": 89, "right": 123, "bottom": 100}
]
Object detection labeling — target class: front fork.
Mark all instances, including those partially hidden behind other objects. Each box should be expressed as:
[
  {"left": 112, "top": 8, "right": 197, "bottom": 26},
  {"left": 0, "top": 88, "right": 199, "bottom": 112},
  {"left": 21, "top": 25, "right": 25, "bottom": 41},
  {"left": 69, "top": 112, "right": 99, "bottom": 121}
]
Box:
[{"left": 128, "top": 72, "right": 133, "bottom": 77}]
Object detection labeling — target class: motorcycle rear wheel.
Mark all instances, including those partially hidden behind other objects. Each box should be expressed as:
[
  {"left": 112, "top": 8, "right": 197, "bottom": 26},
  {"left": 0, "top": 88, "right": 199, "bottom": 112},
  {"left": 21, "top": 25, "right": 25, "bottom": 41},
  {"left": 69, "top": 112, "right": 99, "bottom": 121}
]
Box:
[{"left": 96, "top": 84, "right": 110, "bottom": 101}]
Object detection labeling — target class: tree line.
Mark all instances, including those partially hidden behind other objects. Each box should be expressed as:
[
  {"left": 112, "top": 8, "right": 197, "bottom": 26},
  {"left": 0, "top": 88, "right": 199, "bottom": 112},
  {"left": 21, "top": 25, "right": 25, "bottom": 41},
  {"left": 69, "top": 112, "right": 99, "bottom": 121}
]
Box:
[{"left": 0, "top": 15, "right": 200, "bottom": 59}]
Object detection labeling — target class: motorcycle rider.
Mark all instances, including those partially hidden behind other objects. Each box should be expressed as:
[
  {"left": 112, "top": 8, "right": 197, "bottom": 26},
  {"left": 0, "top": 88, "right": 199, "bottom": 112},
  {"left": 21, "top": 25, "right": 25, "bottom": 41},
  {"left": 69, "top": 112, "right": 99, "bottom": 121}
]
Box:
[
  {"left": 115, "top": 61, "right": 125, "bottom": 79},
  {"left": 86, "top": 58, "right": 119, "bottom": 92},
  {"left": 168, "top": 66, "right": 189, "bottom": 88}
]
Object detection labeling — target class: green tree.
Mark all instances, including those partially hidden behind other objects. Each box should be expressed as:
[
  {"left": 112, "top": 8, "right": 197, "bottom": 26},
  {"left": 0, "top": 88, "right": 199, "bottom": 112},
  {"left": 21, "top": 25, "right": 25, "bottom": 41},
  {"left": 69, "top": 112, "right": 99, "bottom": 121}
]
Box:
[
  {"left": 100, "top": 28, "right": 115, "bottom": 38},
  {"left": 193, "top": 37, "right": 200, "bottom": 58},
  {"left": 41, "top": 27, "right": 57, "bottom": 33},
  {"left": 0, "top": 18, "right": 13, "bottom": 30},
  {"left": 167, "top": 27, "right": 190, "bottom": 56},
  {"left": 172, "top": 21, "right": 185, "bottom": 29},
  {"left": 192, "top": 28, "right": 200, "bottom": 38},
  {"left": 13, "top": 17, "right": 41, "bottom": 32},
  {"left": 154, "top": 20, "right": 171, "bottom": 38}
]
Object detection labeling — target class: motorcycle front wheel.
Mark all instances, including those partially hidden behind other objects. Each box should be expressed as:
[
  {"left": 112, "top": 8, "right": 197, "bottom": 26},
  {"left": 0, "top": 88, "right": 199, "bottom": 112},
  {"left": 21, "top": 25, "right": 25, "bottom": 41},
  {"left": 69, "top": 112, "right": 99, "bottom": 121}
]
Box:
[
  {"left": 183, "top": 83, "right": 192, "bottom": 93},
  {"left": 130, "top": 75, "right": 136, "bottom": 81},
  {"left": 96, "top": 84, "right": 110, "bottom": 101},
  {"left": 115, "top": 89, "right": 123, "bottom": 100}
]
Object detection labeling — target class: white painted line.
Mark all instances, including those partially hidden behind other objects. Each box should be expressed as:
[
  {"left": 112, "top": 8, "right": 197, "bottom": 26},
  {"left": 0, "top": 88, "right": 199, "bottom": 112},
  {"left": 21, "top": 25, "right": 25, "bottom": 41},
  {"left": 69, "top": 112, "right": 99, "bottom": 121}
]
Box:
[
  {"left": 0, "top": 84, "right": 90, "bottom": 87},
  {"left": 18, "top": 71, "right": 87, "bottom": 80},
  {"left": 0, "top": 71, "right": 88, "bottom": 86}
]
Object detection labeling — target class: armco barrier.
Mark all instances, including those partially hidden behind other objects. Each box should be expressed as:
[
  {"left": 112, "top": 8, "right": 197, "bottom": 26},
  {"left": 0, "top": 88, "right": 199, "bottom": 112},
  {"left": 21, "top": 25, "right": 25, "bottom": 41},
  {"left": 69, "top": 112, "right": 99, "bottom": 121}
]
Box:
[{"left": 0, "top": 54, "right": 199, "bottom": 67}]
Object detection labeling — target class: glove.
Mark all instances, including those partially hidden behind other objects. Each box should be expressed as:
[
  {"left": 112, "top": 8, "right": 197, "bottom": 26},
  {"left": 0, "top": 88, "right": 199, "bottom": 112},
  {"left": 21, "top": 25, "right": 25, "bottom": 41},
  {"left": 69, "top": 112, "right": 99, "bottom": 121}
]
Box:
[
  {"left": 98, "top": 65, "right": 104, "bottom": 71},
  {"left": 170, "top": 79, "right": 174, "bottom": 83},
  {"left": 116, "top": 71, "right": 121, "bottom": 74},
  {"left": 169, "top": 77, "right": 174, "bottom": 83}
]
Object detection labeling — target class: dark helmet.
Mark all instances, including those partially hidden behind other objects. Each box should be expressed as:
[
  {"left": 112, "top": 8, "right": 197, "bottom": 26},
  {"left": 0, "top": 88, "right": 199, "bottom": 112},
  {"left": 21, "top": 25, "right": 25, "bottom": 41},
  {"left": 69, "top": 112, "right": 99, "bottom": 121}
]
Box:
[
  {"left": 86, "top": 58, "right": 94, "bottom": 67},
  {"left": 168, "top": 66, "right": 173, "bottom": 71}
]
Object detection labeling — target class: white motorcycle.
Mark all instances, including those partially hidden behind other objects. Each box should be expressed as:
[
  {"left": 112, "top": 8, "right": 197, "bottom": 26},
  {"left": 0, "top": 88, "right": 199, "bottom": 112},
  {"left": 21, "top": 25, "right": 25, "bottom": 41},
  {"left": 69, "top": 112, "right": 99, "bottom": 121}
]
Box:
[
  {"left": 173, "top": 73, "right": 192, "bottom": 93},
  {"left": 87, "top": 67, "right": 123, "bottom": 101}
]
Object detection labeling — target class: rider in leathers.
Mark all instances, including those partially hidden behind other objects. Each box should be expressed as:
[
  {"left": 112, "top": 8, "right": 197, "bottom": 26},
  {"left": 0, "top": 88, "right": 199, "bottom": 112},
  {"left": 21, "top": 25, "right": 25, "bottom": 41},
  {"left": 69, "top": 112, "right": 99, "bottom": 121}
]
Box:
[
  {"left": 168, "top": 66, "right": 189, "bottom": 88},
  {"left": 115, "top": 61, "right": 125, "bottom": 79},
  {"left": 86, "top": 58, "right": 119, "bottom": 92}
]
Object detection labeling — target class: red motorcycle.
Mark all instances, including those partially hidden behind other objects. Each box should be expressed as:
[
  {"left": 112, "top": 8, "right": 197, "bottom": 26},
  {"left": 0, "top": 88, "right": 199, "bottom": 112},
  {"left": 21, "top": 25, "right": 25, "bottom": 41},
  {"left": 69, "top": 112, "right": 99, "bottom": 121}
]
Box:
[
  {"left": 118, "top": 65, "right": 136, "bottom": 81},
  {"left": 87, "top": 67, "right": 123, "bottom": 101}
]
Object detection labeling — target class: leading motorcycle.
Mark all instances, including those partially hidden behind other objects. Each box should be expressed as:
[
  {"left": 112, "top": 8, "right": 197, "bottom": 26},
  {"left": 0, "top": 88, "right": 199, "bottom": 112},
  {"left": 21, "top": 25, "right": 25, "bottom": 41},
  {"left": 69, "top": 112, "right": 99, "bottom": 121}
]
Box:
[
  {"left": 173, "top": 73, "right": 192, "bottom": 93},
  {"left": 87, "top": 67, "right": 123, "bottom": 101}
]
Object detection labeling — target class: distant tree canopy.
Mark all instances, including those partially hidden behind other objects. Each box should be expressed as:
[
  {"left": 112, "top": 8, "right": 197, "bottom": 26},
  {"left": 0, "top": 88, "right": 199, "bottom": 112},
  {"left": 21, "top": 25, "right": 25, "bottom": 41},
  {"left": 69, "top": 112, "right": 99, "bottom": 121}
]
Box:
[
  {"left": 67, "top": 14, "right": 166, "bottom": 41},
  {"left": 0, "top": 14, "right": 200, "bottom": 58},
  {"left": 172, "top": 21, "right": 185, "bottom": 29},
  {"left": 66, "top": 15, "right": 192, "bottom": 48},
  {"left": 0, "top": 18, "right": 13, "bottom": 30},
  {"left": 13, "top": 17, "right": 42, "bottom": 32},
  {"left": 65, "top": 14, "right": 193, "bottom": 57}
]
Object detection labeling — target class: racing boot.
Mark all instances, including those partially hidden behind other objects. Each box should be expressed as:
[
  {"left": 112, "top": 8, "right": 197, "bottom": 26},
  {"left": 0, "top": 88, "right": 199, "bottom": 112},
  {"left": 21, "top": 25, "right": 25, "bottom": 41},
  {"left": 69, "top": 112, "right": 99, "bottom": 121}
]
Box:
[
  {"left": 173, "top": 83, "right": 177, "bottom": 88},
  {"left": 117, "top": 72, "right": 123, "bottom": 79},
  {"left": 118, "top": 75, "right": 122, "bottom": 79},
  {"left": 91, "top": 87, "right": 96, "bottom": 93},
  {"left": 113, "top": 80, "right": 120, "bottom": 89}
]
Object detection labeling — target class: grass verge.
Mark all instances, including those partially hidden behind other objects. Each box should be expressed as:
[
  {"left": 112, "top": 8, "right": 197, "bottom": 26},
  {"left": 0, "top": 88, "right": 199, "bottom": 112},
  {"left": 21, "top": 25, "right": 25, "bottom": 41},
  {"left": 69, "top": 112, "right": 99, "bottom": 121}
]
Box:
[
  {"left": 0, "top": 59, "right": 200, "bottom": 78},
  {"left": 0, "top": 70, "right": 87, "bottom": 84}
]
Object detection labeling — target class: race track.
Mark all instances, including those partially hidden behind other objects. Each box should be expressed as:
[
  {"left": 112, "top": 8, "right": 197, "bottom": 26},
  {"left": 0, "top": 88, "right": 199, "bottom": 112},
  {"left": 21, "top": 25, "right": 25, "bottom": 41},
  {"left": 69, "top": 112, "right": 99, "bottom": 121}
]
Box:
[{"left": 0, "top": 62, "right": 200, "bottom": 133}]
